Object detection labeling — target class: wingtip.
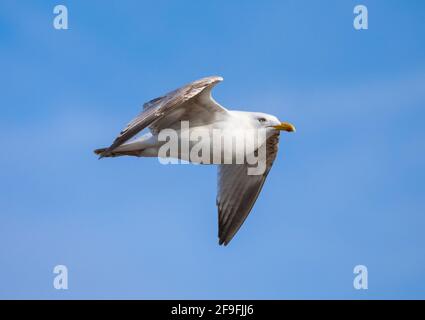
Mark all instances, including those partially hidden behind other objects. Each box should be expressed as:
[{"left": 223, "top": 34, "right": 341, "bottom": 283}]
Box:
[
  {"left": 218, "top": 238, "right": 229, "bottom": 246},
  {"left": 94, "top": 147, "right": 109, "bottom": 159},
  {"left": 98, "top": 150, "right": 112, "bottom": 159}
]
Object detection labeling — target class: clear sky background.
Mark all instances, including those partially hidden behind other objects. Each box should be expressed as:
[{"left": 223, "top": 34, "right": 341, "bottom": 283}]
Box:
[{"left": 0, "top": 0, "right": 424, "bottom": 299}]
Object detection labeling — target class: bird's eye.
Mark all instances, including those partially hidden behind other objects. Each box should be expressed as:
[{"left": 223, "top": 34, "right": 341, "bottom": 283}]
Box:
[{"left": 258, "top": 118, "right": 266, "bottom": 123}]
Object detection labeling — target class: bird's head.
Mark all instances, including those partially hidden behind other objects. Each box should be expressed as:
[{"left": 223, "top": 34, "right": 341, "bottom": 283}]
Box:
[{"left": 250, "top": 112, "right": 296, "bottom": 133}]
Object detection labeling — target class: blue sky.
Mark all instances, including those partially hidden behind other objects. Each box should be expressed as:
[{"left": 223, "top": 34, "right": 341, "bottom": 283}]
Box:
[{"left": 0, "top": 0, "right": 424, "bottom": 299}]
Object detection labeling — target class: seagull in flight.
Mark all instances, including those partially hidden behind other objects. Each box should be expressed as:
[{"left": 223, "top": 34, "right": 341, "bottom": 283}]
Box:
[{"left": 94, "top": 76, "right": 295, "bottom": 245}]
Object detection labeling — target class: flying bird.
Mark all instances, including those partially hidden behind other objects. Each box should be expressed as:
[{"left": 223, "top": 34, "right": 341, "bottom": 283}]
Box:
[{"left": 94, "top": 76, "right": 295, "bottom": 245}]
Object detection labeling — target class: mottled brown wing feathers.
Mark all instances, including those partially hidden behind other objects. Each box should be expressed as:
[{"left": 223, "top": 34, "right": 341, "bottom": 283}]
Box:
[{"left": 99, "top": 76, "right": 224, "bottom": 158}]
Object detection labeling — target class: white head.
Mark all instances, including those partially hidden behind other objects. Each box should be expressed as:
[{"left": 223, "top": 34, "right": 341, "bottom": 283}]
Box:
[{"left": 235, "top": 111, "right": 296, "bottom": 133}]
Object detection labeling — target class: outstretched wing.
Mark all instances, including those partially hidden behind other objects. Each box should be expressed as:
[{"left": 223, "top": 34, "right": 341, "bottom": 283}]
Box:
[
  {"left": 216, "top": 133, "right": 280, "bottom": 246},
  {"left": 99, "top": 76, "right": 227, "bottom": 158}
]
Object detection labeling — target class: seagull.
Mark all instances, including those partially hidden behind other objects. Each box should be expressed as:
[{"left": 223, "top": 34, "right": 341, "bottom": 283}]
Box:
[{"left": 94, "top": 76, "right": 295, "bottom": 245}]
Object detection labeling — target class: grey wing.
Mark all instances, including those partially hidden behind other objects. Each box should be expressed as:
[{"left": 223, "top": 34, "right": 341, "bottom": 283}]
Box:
[
  {"left": 217, "top": 133, "right": 280, "bottom": 246},
  {"left": 99, "top": 76, "right": 226, "bottom": 158}
]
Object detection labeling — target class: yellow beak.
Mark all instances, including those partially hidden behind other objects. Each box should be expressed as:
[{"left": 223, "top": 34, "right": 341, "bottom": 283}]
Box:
[{"left": 272, "top": 122, "right": 296, "bottom": 132}]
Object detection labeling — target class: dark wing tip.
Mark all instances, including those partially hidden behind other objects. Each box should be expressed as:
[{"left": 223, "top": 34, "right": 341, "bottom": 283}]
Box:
[
  {"left": 218, "top": 239, "right": 230, "bottom": 246},
  {"left": 218, "top": 221, "right": 234, "bottom": 246},
  {"left": 218, "top": 238, "right": 227, "bottom": 246},
  {"left": 94, "top": 147, "right": 108, "bottom": 159}
]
